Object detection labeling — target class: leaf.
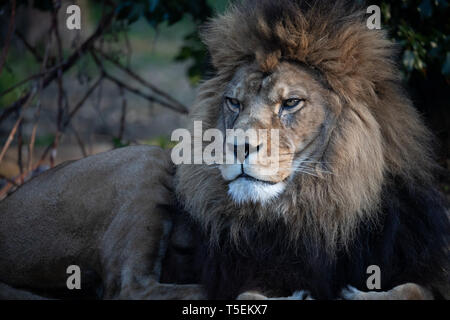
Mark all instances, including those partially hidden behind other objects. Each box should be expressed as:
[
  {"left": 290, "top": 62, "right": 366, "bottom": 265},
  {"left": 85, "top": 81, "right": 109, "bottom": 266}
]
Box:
[
  {"left": 418, "top": 0, "right": 433, "bottom": 19},
  {"left": 116, "top": 2, "right": 133, "bottom": 21},
  {"left": 115, "top": 2, "right": 142, "bottom": 24},
  {"left": 416, "top": 57, "right": 425, "bottom": 70},
  {"left": 33, "top": 0, "right": 53, "bottom": 11},
  {"left": 442, "top": 52, "right": 450, "bottom": 76},
  {"left": 437, "top": 0, "right": 449, "bottom": 9},
  {"left": 428, "top": 46, "right": 441, "bottom": 59},
  {"left": 148, "top": 0, "right": 159, "bottom": 12},
  {"left": 112, "top": 137, "right": 129, "bottom": 149},
  {"left": 403, "top": 50, "right": 415, "bottom": 71}
]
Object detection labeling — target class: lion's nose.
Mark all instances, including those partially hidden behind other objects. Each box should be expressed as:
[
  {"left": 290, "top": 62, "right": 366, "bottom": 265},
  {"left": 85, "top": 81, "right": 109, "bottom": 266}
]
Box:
[
  {"left": 232, "top": 143, "right": 249, "bottom": 159},
  {"left": 233, "top": 142, "right": 262, "bottom": 162}
]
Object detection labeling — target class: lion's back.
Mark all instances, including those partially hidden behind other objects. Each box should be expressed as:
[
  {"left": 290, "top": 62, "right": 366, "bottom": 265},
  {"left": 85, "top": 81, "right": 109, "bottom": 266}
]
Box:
[{"left": 0, "top": 145, "right": 174, "bottom": 287}]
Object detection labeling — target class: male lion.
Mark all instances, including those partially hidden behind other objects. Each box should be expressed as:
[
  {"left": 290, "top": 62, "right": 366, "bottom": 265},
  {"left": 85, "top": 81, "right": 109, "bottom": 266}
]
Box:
[
  {"left": 0, "top": 0, "right": 449, "bottom": 300},
  {"left": 173, "top": 0, "right": 450, "bottom": 299}
]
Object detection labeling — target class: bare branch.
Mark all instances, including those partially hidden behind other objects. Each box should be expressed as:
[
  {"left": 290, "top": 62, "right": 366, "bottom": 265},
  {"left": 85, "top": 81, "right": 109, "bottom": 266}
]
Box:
[
  {"left": 0, "top": 88, "right": 36, "bottom": 164},
  {"left": 65, "top": 77, "right": 104, "bottom": 127},
  {"left": 15, "top": 30, "right": 43, "bottom": 63},
  {"left": 118, "top": 85, "right": 127, "bottom": 141},
  {"left": 51, "top": 1, "right": 66, "bottom": 167},
  {"left": 91, "top": 50, "right": 188, "bottom": 114},
  {"left": 27, "top": 102, "right": 41, "bottom": 173},
  {"left": 17, "top": 117, "right": 24, "bottom": 183},
  {"left": 0, "top": 115, "right": 23, "bottom": 164},
  {"left": 25, "top": 24, "right": 54, "bottom": 172},
  {"left": 0, "top": 174, "right": 19, "bottom": 187},
  {"left": 0, "top": 71, "right": 45, "bottom": 98},
  {"left": 70, "top": 125, "right": 88, "bottom": 158},
  {"left": 52, "top": 1, "right": 65, "bottom": 132},
  {"left": 96, "top": 49, "right": 189, "bottom": 114},
  {"left": 0, "top": 0, "right": 16, "bottom": 76},
  {"left": 0, "top": 7, "right": 117, "bottom": 125},
  {"left": 38, "top": 76, "right": 103, "bottom": 164},
  {"left": 104, "top": 71, "right": 188, "bottom": 114},
  {"left": 1, "top": 75, "right": 105, "bottom": 197}
]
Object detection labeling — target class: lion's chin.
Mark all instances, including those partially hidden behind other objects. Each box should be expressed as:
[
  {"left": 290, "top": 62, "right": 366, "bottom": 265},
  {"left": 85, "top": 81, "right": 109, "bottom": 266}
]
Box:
[{"left": 227, "top": 178, "right": 286, "bottom": 205}]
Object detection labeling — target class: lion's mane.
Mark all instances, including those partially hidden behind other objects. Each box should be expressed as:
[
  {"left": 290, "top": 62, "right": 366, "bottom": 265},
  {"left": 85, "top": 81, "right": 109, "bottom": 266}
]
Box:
[{"left": 175, "top": 0, "right": 449, "bottom": 299}]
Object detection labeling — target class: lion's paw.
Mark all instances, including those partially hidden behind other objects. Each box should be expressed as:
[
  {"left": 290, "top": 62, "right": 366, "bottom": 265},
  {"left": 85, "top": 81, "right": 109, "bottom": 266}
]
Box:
[
  {"left": 237, "top": 291, "right": 269, "bottom": 300},
  {"left": 237, "top": 290, "right": 314, "bottom": 300},
  {"left": 340, "top": 286, "right": 384, "bottom": 300},
  {"left": 340, "top": 286, "right": 363, "bottom": 300},
  {"left": 287, "top": 290, "right": 314, "bottom": 300}
]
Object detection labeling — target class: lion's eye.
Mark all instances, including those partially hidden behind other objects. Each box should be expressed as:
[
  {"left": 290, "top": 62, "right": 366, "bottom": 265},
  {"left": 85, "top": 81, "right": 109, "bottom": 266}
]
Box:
[
  {"left": 225, "top": 97, "right": 241, "bottom": 112},
  {"left": 281, "top": 98, "right": 304, "bottom": 111}
]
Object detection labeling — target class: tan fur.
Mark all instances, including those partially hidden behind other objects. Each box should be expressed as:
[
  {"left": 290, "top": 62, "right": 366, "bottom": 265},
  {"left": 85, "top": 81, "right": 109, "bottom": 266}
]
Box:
[
  {"left": 0, "top": 146, "right": 204, "bottom": 299},
  {"left": 175, "top": 0, "right": 441, "bottom": 299},
  {"left": 340, "top": 283, "right": 435, "bottom": 300},
  {"left": 238, "top": 283, "right": 434, "bottom": 300}
]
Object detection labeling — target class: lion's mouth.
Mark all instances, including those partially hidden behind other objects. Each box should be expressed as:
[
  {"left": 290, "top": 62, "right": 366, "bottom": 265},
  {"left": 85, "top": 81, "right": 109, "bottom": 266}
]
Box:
[{"left": 234, "top": 173, "right": 277, "bottom": 185}]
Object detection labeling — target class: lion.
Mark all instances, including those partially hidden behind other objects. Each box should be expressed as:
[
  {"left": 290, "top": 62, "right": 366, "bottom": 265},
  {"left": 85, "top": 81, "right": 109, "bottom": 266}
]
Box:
[
  {"left": 0, "top": 0, "right": 448, "bottom": 300},
  {"left": 172, "top": 0, "right": 450, "bottom": 299}
]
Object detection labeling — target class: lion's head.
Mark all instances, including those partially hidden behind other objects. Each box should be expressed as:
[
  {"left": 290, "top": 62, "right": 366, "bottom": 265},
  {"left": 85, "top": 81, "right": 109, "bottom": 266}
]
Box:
[
  {"left": 175, "top": 0, "right": 436, "bottom": 251},
  {"left": 217, "top": 61, "right": 338, "bottom": 204}
]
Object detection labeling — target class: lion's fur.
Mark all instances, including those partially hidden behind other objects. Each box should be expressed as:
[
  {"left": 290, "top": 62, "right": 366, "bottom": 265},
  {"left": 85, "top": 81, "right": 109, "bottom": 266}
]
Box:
[
  {"left": 175, "top": 0, "right": 449, "bottom": 299},
  {"left": 0, "top": 146, "right": 204, "bottom": 299}
]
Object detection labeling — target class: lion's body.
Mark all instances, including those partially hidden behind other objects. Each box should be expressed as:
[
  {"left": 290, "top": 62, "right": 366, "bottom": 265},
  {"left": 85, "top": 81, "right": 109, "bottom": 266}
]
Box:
[{"left": 0, "top": 146, "right": 203, "bottom": 299}]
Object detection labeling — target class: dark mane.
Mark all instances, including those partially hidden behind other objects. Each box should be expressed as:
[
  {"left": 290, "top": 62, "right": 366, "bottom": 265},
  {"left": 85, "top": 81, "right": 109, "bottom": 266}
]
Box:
[{"left": 196, "top": 178, "right": 449, "bottom": 299}]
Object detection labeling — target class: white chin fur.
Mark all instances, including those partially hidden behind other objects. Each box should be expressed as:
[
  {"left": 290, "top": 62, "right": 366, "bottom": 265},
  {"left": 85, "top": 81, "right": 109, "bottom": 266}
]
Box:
[{"left": 228, "top": 178, "right": 285, "bottom": 204}]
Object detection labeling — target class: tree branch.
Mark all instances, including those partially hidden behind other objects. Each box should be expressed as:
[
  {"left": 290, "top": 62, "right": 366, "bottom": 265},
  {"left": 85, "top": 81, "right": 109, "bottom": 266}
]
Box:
[
  {"left": 0, "top": 88, "right": 36, "bottom": 164},
  {"left": 0, "top": 0, "right": 16, "bottom": 76},
  {"left": 103, "top": 71, "right": 188, "bottom": 114},
  {"left": 91, "top": 50, "right": 188, "bottom": 114},
  {"left": 51, "top": 1, "right": 66, "bottom": 167},
  {"left": 95, "top": 49, "right": 189, "bottom": 114},
  {"left": 15, "top": 30, "right": 43, "bottom": 63},
  {"left": 0, "top": 6, "right": 116, "bottom": 125},
  {"left": 38, "top": 75, "right": 104, "bottom": 164}
]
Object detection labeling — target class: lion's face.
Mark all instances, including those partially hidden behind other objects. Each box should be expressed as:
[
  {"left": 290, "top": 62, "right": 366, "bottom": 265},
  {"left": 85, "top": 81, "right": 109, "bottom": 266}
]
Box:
[{"left": 218, "top": 61, "right": 338, "bottom": 204}]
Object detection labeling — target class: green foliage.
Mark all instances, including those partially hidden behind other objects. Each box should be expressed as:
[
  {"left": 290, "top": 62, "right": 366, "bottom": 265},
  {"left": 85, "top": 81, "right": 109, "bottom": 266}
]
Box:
[
  {"left": 112, "top": 137, "right": 130, "bottom": 149},
  {"left": 175, "top": 32, "right": 207, "bottom": 84},
  {"left": 143, "top": 135, "right": 177, "bottom": 149},
  {"left": 3, "top": 0, "right": 448, "bottom": 82},
  {"left": 0, "top": 0, "right": 213, "bottom": 85},
  {"left": 0, "top": 0, "right": 55, "bottom": 11},
  {"left": 114, "top": 0, "right": 212, "bottom": 84},
  {"left": 115, "top": 0, "right": 211, "bottom": 27},
  {"left": 34, "top": 134, "right": 55, "bottom": 147},
  {"left": 374, "top": 0, "right": 450, "bottom": 79},
  {"left": 111, "top": 0, "right": 450, "bottom": 82},
  {"left": 0, "top": 51, "right": 39, "bottom": 108}
]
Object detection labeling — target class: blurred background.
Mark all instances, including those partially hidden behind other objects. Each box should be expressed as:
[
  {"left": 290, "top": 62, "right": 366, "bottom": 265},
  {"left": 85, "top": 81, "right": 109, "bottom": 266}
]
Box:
[{"left": 0, "top": 0, "right": 449, "bottom": 201}]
